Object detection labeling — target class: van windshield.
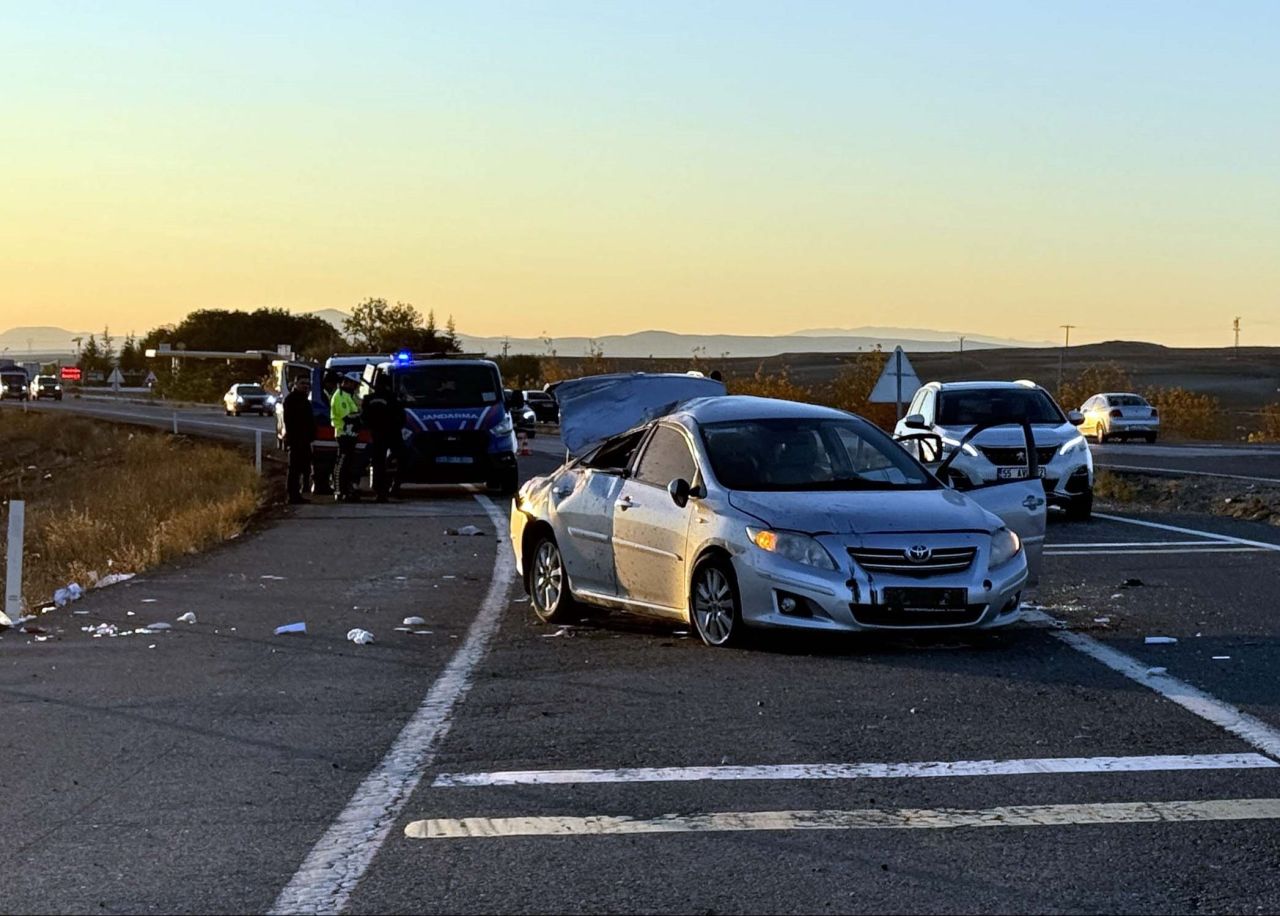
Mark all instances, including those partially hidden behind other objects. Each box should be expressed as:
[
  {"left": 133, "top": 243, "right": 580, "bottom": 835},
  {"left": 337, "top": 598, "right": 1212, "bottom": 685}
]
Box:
[{"left": 395, "top": 365, "right": 501, "bottom": 409}]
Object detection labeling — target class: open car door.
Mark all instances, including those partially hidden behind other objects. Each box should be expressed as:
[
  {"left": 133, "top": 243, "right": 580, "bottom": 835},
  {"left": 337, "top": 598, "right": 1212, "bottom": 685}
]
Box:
[{"left": 897, "top": 421, "right": 1046, "bottom": 588}]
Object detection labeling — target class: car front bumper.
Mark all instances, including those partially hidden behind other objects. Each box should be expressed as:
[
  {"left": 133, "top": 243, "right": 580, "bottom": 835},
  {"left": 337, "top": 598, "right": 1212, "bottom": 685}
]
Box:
[{"left": 732, "top": 539, "right": 1028, "bottom": 634}]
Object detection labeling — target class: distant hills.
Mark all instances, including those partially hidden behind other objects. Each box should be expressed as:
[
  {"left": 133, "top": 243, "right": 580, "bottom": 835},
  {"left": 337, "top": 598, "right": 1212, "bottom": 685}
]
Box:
[{"left": 1, "top": 318, "right": 1050, "bottom": 361}]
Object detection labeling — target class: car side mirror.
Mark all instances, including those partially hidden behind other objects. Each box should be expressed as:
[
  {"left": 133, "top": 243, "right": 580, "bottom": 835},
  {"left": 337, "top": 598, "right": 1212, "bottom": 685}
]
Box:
[
  {"left": 1067, "top": 409, "right": 1085, "bottom": 426},
  {"left": 668, "top": 478, "right": 692, "bottom": 508},
  {"left": 902, "top": 413, "right": 929, "bottom": 431}
]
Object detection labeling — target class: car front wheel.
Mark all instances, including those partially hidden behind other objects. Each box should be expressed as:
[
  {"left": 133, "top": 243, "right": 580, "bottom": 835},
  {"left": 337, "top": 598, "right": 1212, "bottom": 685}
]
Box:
[
  {"left": 690, "top": 558, "right": 744, "bottom": 648},
  {"left": 529, "top": 536, "right": 577, "bottom": 624},
  {"left": 1065, "top": 489, "right": 1093, "bottom": 522}
]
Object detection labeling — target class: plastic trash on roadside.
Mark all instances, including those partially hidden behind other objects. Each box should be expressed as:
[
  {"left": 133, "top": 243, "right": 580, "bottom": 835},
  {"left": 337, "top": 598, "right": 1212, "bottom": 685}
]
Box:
[
  {"left": 402, "top": 616, "right": 427, "bottom": 627},
  {"left": 95, "top": 572, "right": 135, "bottom": 589},
  {"left": 177, "top": 612, "right": 197, "bottom": 624},
  {"left": 145, "top": 622, "right": 173, "bottom": 631},
  {"left": 274, "top": 621, "right": 306, "bottom": 635},
  {"left": 447, "top": 525, "right": 486, "bottom": 537},
  {"left": 347, "top": 628, "right": 375, "bottom": 645},
  {"left": 1146, "top": 666, "right": 1169, "bottom": 676},
  {"left": 1144, "top": 636, "right": 1177, "bottom": 645}
]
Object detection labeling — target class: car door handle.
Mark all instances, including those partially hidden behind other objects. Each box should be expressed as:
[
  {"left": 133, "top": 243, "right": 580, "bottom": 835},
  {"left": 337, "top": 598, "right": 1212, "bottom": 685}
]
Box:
[
  {"left": 1023, "top": 494, "right": 1046, "bottom": 510},
  {"left": 616, "top": 495, "right": 637, "bottom": 511}
]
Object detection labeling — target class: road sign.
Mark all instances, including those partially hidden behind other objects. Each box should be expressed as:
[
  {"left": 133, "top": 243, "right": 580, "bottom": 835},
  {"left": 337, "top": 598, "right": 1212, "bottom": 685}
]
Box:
[
  {"left": 144, "top": 370, "right": 157, "bottom": 386},
  {"left": 60, "top": 366, "right": 82, "bottom": 381},
  {"left": 108, "top": 368, "right": 124, "bottom": 389},
  {"left": 868, "top": 346, "right": 922, "bottom": 418}
]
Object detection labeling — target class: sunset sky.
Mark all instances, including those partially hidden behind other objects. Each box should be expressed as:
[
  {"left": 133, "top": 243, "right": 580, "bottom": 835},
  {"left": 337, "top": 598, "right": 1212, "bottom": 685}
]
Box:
[{"left": 3, "top": 1, "right": 1277, "bottom": 346}]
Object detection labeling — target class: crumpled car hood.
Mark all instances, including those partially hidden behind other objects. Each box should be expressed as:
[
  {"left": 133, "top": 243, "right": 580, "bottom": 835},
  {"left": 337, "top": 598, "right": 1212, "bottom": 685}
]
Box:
[
  {"left": 555, "top": 372, "right": 726, "bottom": 457},
  {"left": 727, "top": 488, "right": 997, "bottom": 535}
]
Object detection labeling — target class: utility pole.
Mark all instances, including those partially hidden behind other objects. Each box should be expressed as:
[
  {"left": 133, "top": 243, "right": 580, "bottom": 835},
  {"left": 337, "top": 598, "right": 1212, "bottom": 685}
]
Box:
[
  {"left": 1233, "top": 317, "right": 1241, "bottom": 357},
  {"left": 501, "top": 337, "right": 510, "bottom": 359},
  {"left": 1057, "top": 324, "right": 1076, "bottom": 393},
  {"left": 958, "top": 336, "right": 965, "bottom": 354}
]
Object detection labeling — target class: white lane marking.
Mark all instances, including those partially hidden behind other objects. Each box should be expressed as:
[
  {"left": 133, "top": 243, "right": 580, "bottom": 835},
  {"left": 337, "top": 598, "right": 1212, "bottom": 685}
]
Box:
[
  {"left": 270, "top": 495, "right": 515, "bottom": 916},
  {"left": 1047, "top": 541, "right": 1232, "bottom": 548},
  {"left": 1098, "top": 463, "right": 1280, "bottom": 485},
  {"left": 1046, "top": 547, "right": 1266, "bottom": 557},
  {"left": 432, "top": 753, "right": 1277, "bottom": 787},
  {"left": 406, "top": 798, "right": 1280, "bottom": 839},
  {"left": 1095, "top": 513, "right": 1280, "bottom": 553},
  {"left": 1025, "top": 610, "right": 1280, "bottom": 759}
]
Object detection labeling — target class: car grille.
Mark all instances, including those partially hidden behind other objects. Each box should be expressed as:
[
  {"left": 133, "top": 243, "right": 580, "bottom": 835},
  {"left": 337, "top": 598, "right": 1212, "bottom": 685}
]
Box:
[
  {"left": 852, "top": 605, "right": 987, "bottom": 627},
  {"left": 978, "top": 446, "right": 1057, "bottom": 466},
  {"left": 848, "top": 546, "right": 977, "bottom": 577}
]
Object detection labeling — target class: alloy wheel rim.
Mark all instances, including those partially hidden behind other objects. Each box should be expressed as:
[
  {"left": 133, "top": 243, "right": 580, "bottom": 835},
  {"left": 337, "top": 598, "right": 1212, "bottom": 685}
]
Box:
[
  {"left": 533, "top": 542, "right": 563, "bottom": 614},
  {"left": 693, "top": 567, "right": 734, "bottom": 645}
]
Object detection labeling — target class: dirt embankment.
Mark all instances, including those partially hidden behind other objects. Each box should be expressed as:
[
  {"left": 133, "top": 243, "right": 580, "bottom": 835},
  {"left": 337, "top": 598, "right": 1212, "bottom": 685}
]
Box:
[
  {"left": 1, "top": 412, "right": 262, "bottom": 612},
  {"left": 1094, "top": 470, "right": 1280, "bottom": 525}
]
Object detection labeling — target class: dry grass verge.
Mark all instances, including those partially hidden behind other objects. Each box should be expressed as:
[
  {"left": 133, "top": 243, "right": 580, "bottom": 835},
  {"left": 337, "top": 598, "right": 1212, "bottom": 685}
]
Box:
[
  {"left": 1, "top": 412, "right": 261, "bottom": 611},
  {"left": 1093, "top": 469, "right": 1280, "bottom": 526}
]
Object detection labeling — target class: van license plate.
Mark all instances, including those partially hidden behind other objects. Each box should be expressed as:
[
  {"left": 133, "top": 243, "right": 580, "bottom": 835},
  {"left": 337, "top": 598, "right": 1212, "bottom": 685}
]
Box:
[{"left": 435, "top": 456, "right": 474, "bottom": 464}]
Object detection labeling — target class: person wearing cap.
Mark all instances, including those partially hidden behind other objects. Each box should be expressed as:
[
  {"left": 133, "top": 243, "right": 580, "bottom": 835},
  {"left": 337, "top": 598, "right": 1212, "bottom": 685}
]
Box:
[
  {"left": 330, "top": 373, "right": 363, "bottom": 501},
  {"left": 361, "top": 373, "right": 406, "bottom": 502}
]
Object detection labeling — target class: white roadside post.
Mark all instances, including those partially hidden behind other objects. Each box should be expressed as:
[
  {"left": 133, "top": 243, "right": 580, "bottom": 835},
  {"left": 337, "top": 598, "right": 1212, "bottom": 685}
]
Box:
[
  {"left": 172, "top": 412, "right": 178, "bottom": 435},
  {"left": 255, "top": 430, "right": 263, "bottom": 474},
  {"left": 4, "top": 500, "right": 25, "bottom": 625}
]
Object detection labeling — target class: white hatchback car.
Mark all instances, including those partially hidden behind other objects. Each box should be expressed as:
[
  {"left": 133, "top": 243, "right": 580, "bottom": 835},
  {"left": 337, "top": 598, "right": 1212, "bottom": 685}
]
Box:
[{"left": 1079, "top": 392, "right": 1160, "bottom": 443}]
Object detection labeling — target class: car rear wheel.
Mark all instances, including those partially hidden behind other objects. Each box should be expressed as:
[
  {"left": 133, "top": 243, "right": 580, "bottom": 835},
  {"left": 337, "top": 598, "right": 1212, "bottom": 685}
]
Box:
[
  {"left": 690, "top": 559, "right": 744, "bottom": 648},
  {"left": 1145, "top": 433, "right": 1157, "bottom": 443},
  {"left": 1094, "top": 426, "right": 1107, "bottom": 445},
  {"left": 529, "top": 536, "right": 577, "bottom": 624}
]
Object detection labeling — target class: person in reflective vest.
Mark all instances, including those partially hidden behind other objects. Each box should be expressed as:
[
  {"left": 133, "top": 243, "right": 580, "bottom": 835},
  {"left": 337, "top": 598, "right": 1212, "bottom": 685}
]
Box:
[{"left": 330, "top": 374, "right": 363, "bottom": 501}]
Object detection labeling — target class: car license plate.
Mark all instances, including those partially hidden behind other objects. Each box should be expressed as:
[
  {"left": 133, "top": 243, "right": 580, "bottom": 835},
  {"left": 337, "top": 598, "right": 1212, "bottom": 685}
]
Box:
[
  {"left": 996, "top": 467, "right": 1047, "bottom": 480},
  {"left": 881, "top": 587, "right": 968, "bottom": 610},
  {"left": 435, "top": 456, "right": 475, "bottom": 465}
]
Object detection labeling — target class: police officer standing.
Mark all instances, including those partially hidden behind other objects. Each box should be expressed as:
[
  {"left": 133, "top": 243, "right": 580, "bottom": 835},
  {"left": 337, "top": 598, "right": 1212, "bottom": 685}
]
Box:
[
  {"left": 361, "top": 374, "right": 406, "bottom": 503},
  {"left": 330, "top": 373, "right": 363, "bottom": 501},
  {"left": 282, "top": 376, "right": 316, "bottom": 504}
]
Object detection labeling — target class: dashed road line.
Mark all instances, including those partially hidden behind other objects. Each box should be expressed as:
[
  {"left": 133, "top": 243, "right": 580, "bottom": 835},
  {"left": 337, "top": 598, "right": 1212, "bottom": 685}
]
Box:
[
  {"left": 432, "top": 753, "right": 1277, "bottom": 787},
  {"left": 269, "top": 494, "right": 515, "bottom": 916},
  {"left": 406, "top": 798, "right": 1280, "bottom": 839}
]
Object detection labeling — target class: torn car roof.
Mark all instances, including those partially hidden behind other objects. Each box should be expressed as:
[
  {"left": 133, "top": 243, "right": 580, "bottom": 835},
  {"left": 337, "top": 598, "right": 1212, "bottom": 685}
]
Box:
[{"left": 555, "top": 373, "right": 727, "bottom": 457}]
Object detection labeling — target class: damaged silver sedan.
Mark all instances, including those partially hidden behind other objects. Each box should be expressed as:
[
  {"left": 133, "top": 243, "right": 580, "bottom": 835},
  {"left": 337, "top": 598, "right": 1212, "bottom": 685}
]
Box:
[{"left": 510, "top": 374, "right": 1046, "bottom": 647}]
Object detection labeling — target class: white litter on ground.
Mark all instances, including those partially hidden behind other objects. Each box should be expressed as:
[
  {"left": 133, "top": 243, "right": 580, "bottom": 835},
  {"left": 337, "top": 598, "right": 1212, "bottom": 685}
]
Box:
[
  {"left": 447, "top": 525, "right": 485, "bottom": 537},
  {"left": 1093, "top": 617, "right": 1111, "bottom": 625},
  {"left": 347, "top": 628, "right": 375, "bottom": 645},
  {"left": 1145, "top": 636, "right": 1178, "bottom": 645},
  {"left": 261, "top": 575, "right": 287, "bottom": 581},
  {"left": 141, "top": 599, "right": 158, "bottom": 604},
  {"left": 403, "top": 616, "right": 427, "bottom": 626},
  {"left": 1213, "top": 656, "right": 1232, "bottom": 660},
  {"left": 1146, "top": 667, "right": 1169, "bottom": 676},
  {"left": 95, "top": 572, "right": 135, "bottom": 589},
  {"left": 394, "top": 627, "right": 433, "bottom": 635},
  {"left": 177, "top": 612, "right": 197, "bottom": 624},
  {"left": 145, "top": 622, "right": 172, "bottom": 631},
  {"left": 274, "top": 622, "right": 306, "bottom": 635}
]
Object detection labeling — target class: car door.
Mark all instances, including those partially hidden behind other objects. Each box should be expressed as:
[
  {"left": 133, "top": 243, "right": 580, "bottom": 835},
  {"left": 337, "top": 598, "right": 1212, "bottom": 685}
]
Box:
[
  {"left": 910, "top": 421, "right": 1046, "bottom": 588},
  {"left": 551, "top": 429, "right": 647, "bottom": 598},
  {"left": 611, "top": 423, "right": 700, "bottom": 614}
]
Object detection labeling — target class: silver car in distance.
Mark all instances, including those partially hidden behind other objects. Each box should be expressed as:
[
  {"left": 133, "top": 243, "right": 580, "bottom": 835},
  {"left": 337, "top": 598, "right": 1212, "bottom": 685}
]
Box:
[{"left": 510, "top": 375, "right": 1046, "bottom": 648}]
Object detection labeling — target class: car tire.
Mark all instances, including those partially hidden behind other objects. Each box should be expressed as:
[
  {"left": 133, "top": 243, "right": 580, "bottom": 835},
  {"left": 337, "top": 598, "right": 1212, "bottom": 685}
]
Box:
[
  {"left": 689, "top": 557, "right": 745, "bottom": 648},
  {"left": 1145, "top": 433, "right": 1157, "bottom": 444},
  {"left": 528, "top": 535, "right": 578, "bottom": 624},
  {"left": 1094, "top": 426, "right": 1107, "bottom": 445},
  {"left": 1065, "top": 489, "right": 1093, "bottom": 522},
  {"left": 488, "top": 467, "right": 520, "bottom": 497}
]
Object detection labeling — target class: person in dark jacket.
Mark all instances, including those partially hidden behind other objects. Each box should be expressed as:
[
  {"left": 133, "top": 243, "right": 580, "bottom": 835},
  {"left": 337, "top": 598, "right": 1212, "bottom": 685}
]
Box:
[
  {"left": 282, "top": 377, "right": 317, "bottom": 504},
  {"left": 361, "top": 375, "right": 406, "bottom": 502}
]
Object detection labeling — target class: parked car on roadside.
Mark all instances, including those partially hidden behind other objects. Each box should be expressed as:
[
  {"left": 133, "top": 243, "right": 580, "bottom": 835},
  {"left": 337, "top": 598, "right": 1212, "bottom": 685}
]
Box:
[
  {"left": 1, "top": 370, "right": 29, "bottom": 400},
  {"left": 29, "top": 375, "right": 63, "bottom": 400},
  {"left": 1079, "top": 392, "right": 1160, "bottom": 443},
  {"left": 223, "top": 383, "right": 275, "bottom": 416},
  {"left": 893, "top": 379, "right": 1093, "bottom": 520},
  {"left": 524, "top": 389, "right": 560, "bottom": 423},
  {"left": 511, "top": 373, "right": 1045, "bottom": 648}
]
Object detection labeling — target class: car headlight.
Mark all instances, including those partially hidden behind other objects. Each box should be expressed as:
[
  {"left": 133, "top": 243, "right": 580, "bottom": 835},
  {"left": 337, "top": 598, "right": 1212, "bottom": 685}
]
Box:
[
  {"left": 989, "top": 527, "right": 1021, "bottom": 568},
  {"left": 235, "top": 396, "right": 244, "bottom": 403},
  {"left": 941, "top": 437, "right": 980, "bottom": 457},
  {"left": 266, "top": 395, "right": 277, "bottom": 406},
  {"left": 493, "top": 414, "right": 515, "bottom": 436},
  {"left": 1058, "top": 434, "right": 1087, "bottom": 457},
  {"left": 746, "top": 527, "right": 837, "bottom": 571}
]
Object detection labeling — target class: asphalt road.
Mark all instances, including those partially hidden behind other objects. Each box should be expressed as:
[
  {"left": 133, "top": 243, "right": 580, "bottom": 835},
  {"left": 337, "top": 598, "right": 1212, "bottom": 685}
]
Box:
[
  {"left": 1093, "top": 441, "right": 1280, "bottom": 483},
  {"left": 3, "top": 404, "right": 1280, "bottom": 913}
]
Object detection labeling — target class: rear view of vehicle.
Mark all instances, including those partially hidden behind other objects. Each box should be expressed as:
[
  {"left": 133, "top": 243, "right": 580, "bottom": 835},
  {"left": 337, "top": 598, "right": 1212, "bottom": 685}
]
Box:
[
  {"left": 1079, "top": 392, "right": 1160, "bottom": 443},
  {"left": 523, "top": 389, "right": 559, "bottom": 423},
  {"left": 373, "top": 356, "right": 520, "bottom": 494},
  {"left": 224, "top": 383, "right": 275, "bottom": 416}
]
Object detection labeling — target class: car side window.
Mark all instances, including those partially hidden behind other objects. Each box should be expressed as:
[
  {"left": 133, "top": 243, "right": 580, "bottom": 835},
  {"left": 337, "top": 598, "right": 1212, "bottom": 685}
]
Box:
[
  {"left": 633, "top": 425, "right": 699, "bottom": 487},
  {"left": 581, "top": 429, "right": 647, "bottom": 473}
]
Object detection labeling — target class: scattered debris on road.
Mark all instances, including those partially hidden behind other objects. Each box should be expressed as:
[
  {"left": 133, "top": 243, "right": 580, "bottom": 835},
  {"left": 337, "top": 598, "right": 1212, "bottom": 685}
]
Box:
[
  {"left": 144, "top": 622, "right": 172, "bottom": 631},
  {"left": 403, "top": 616, "right": 427, "bottom": 626},
  {"left": 177, "top": 612, "right": 197, "bottom": 624},
  {"left": 1145, "top": 636, "right": 1178, "bottom": 645},
  {"left": 274, "top": 621, "right": 306, "bottom": 635},
  {"left": 446, "top": 525, "right": 485, "bottom": 536},
  {"left": 347, "top": 628, "right": 375, "bottom": 645},
  {"left": 1121, "top": 578, "right": 1145, "bottom": 588},
  {"left": 1146, "top": 666, "right": 1169, "bottom": 676},
  {"left": 1212, "top": 655, "right": 1232, "bottom": 660},
  {"left": 94, "top": 572, "right": 135, "bottom": 589}
]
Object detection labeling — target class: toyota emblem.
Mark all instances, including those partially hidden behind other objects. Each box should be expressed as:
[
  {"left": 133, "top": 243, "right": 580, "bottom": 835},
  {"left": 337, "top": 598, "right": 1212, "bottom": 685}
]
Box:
[{"left": 905, "top": 545, "right": 932, "bottom": 563}]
